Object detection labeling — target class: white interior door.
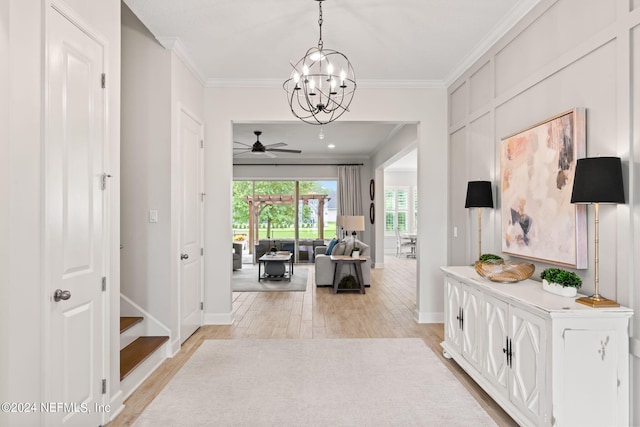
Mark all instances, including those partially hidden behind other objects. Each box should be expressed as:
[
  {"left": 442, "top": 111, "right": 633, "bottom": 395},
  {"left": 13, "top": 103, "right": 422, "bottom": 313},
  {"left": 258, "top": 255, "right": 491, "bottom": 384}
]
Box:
[
  {"left": 46, "top": 7, "right": 105, "bottom": 426},
  {"left": 179, "top": 109, "right": 203, "bottom": 343}
]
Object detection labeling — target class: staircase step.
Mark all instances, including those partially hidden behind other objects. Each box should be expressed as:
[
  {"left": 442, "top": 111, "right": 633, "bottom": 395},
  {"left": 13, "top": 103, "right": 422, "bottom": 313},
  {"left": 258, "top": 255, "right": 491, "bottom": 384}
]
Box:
[
  {"left": 120, "top": 336, "right": 169, "bottom": 381},
  {"left": 120, "top": 316, "right": 143, "bottom": 334}
]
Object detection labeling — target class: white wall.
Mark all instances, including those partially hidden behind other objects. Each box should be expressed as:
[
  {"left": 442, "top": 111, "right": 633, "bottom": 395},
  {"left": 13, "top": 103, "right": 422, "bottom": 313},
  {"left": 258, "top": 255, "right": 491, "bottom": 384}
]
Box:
[
  {"left": 448, "top": 0, "right": 640, "bottom": 422},
  {"left": 205, "top": 86, "right": 447, "bottom": 324},
  {"left": 1, "top": 0, "right": 122, "bottom": 423},
  {"left": 0, "top": 3, "right": 43, "bottom": 424},
  {"left": 121, "top": 4, "right": 204, "bottom": 348},
  {"left": 121, "top": 3, "right": 172, "bottom": 326}
]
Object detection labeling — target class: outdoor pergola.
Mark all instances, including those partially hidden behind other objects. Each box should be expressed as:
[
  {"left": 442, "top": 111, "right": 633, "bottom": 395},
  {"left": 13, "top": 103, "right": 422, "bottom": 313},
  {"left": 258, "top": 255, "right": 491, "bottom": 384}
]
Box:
[{"left": 241, "top": 193, "right": 331, "bottom": 251}]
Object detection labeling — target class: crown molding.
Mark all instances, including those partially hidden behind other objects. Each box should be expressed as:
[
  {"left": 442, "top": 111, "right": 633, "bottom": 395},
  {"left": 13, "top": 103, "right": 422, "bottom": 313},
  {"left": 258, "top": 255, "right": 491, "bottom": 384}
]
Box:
[
  {"left": 443, "top": 0, "right": 541, "bottom": 87},
  {"left": 156, "top": 36, "right": 207, "bottom": 85},
  {"left": 206, "top": 78, "right": 444, "bottom": 89}
]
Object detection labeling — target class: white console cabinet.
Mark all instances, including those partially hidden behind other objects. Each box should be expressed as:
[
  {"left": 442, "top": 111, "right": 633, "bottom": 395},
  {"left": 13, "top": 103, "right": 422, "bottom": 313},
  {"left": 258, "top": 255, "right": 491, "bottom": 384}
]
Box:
[{"left": 441, "top": 266, "right": 633, "bottom": 427}]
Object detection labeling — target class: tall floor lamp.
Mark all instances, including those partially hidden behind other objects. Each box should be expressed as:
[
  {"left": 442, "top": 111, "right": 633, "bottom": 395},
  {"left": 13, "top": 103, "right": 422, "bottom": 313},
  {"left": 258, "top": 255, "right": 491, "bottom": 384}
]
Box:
[
  {"left": 571, "top": 157, "right": 625, "bottom": 307},
  {"left": 465, "top": 181, "right": 494, "bottom": 260}
]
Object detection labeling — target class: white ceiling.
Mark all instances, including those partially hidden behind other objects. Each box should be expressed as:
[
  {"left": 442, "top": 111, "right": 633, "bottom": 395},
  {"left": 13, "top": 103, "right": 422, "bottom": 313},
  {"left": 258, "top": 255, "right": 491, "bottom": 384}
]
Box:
[{"left": 123, "top": 0, "right": 540, "bottom": 168}]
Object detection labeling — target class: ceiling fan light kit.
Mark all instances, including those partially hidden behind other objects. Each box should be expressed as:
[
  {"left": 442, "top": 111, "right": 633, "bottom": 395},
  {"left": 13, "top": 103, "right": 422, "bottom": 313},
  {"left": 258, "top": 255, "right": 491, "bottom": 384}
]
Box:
[{"left": 283, "top": 0, "right": 356, "bottom": 125}]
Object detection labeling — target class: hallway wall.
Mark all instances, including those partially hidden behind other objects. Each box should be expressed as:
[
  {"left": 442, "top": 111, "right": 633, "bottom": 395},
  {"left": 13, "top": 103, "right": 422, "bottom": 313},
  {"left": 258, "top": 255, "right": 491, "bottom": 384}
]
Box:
[{"left": 447, "top": 0, "right": 640, "bottom": 422}]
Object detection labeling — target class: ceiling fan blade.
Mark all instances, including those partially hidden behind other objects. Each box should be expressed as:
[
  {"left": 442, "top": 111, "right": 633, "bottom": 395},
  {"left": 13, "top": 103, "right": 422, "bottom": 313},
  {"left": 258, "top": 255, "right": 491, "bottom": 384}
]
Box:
[
  {"left": 233, "top": 150, "right": 251, "bottom": 156},
  {"left": 263, "top": 151, "right": 277, "bottom": 158},
  {"left": 264, "top": 142, "right": 286, "bottom": 148},
  {"left": 233, "top": 141, "right": 252, "bottom": 148},
  {"left": 267, "top": 148, "right": 302, "bottom": 154}
]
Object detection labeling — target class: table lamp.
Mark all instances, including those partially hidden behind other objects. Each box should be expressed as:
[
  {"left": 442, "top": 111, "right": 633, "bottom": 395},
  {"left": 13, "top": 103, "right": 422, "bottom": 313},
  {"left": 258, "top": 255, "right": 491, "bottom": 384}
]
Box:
[
  {"left": 340, "top": 215, "right": 365, "bottom": 241},
  {"left": 465, "top": 181, "right": 494, "bottom": 260},
  {"left": 571, "top": 156, "right": 625, "bottom": 307}
]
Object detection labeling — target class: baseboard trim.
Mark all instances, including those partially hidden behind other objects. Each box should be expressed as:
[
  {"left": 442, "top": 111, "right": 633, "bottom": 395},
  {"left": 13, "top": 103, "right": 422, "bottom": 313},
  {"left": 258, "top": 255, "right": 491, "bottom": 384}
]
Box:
[
  {"left": 414, "top": 310, "right": 443, "bottom": 324},
  {"left": 107, "top": 390, "right": 124, "bottom": 423},
  {"left": 204, "top": 312, "right": 234, "bottom": 325}
]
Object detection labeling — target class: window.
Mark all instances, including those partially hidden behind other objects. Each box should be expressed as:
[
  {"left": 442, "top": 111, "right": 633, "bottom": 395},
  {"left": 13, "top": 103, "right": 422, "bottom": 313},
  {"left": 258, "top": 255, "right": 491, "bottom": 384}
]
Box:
[{"left": 384, "top": 187, "right": 410, "bottom": 233}]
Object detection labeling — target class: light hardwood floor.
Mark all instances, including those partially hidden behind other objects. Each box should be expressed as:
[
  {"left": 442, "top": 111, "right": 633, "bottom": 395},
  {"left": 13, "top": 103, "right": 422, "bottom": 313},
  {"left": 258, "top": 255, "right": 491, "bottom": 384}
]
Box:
[{"left": 109, "top": 256, "right": 517, "bottom": 426}]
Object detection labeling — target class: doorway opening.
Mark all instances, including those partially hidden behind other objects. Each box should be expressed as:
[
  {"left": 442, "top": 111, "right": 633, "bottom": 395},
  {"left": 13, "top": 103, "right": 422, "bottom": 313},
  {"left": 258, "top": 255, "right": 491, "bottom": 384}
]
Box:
[{"left": 232, "top": 180, "right": 337, "bottom": 263}]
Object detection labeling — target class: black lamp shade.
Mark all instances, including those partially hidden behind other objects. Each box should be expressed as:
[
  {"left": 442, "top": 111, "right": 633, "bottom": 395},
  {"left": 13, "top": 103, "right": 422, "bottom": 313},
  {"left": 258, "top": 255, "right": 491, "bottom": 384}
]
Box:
[
  {"left": 465, "top": 181, "right": 494, "bottom": 208},
  {"left": 571, "top": 157, "right": 625, "bottom": 204}
]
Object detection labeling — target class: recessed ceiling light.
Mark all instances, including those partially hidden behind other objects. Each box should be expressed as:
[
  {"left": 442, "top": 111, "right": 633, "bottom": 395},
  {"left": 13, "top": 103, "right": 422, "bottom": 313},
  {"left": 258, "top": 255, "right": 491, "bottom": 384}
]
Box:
[{"left": 327, "top": 144, "right": 335, "bottom": 149}]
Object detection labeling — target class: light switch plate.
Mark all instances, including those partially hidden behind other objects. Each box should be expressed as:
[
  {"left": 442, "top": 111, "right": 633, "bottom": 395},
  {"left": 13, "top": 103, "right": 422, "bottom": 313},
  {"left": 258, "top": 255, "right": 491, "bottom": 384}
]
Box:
[{"left": 149, "top": 210, "right": 158, "bottom": 223}]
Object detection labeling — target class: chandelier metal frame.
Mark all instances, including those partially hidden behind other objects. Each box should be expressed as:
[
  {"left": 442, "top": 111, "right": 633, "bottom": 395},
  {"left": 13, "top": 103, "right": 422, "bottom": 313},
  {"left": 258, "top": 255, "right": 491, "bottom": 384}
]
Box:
[{"left": 283, "top": 0, "right": 356, "bottom": 125}]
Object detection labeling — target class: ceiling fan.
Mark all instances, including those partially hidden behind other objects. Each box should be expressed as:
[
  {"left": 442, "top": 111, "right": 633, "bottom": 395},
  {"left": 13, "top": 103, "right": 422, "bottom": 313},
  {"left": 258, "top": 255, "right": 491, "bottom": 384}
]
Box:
[{"left": 233, "top": 131, "right": 302, "bottom": 157}]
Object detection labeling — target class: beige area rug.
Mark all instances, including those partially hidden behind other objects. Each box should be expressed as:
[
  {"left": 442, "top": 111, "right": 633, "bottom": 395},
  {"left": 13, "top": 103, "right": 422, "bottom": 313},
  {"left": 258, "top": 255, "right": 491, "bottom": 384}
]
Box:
[
  {"left": 232, "top": 264, "right": 308, "bottom": 292},
  {"left": 133, "top": 339, "right": 497, "bottom": 427}
]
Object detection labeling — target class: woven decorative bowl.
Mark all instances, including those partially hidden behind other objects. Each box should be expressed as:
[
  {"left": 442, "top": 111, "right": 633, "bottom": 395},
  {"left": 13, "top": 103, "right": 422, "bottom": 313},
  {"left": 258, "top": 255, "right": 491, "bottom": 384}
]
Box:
[{"left": 475, "top": 260, "right": 535, "bottom": 283}]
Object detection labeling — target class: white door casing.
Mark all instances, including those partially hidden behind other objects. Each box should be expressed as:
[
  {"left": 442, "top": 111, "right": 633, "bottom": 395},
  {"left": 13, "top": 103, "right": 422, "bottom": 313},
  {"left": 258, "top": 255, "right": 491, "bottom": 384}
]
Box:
[
  {"left": 179, "top": 108, "right": 204, "bottom": 343},
  {"left": 45, "top": 5, "right": 106, "bottom": 426}
]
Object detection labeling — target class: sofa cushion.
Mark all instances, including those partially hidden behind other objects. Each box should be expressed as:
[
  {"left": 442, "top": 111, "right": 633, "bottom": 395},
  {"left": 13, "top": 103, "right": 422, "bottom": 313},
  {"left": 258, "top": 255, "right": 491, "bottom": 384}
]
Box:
[
  {"left": 325, "top": 238, "right": 338, "bottom": 255},
  {"left": 331, "top": 242, "right": 346, "bottom": 255}
]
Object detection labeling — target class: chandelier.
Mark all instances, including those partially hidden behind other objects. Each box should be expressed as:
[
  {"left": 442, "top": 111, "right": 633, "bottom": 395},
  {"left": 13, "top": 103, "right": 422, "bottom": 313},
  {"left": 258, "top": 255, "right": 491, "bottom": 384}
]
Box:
[{"left": 283, "top": 0, "right": 356, "bottom": 125}]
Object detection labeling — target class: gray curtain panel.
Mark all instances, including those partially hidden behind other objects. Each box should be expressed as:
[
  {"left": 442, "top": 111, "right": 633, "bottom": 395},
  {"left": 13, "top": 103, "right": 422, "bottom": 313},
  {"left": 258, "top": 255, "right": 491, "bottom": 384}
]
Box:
[{"left": 337, "top": 165, "right": 363, "bottom": 216}]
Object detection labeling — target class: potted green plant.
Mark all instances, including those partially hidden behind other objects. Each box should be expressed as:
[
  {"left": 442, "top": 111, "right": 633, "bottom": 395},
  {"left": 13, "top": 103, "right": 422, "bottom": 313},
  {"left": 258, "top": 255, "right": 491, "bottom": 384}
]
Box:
[
  {"left": 478, "top": 253, "right": 504, "bottom": 263},
  {"left": 351, "top": 247, "right": 361, "bottom": 258},
  {"left": 540, "top": 268, "right": 582, "bottom": 297}
]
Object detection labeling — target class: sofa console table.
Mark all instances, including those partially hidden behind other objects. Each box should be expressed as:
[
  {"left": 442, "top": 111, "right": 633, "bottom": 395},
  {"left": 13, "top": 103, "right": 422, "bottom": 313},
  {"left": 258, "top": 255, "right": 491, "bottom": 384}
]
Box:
[{"left": 441, "top": 266, "right": 632, "bottom": 427}]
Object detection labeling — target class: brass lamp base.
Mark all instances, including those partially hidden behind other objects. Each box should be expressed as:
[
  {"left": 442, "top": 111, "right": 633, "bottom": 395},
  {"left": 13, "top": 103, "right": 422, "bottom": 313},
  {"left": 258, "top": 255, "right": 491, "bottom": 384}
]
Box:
[{"left": 575, "top": 295, "right": 620, "bottom": 308}]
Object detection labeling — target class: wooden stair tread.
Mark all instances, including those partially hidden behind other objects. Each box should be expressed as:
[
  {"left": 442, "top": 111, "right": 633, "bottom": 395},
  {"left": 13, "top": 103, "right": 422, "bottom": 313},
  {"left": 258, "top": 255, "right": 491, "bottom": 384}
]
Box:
[
  {"left": 120, "top": 336, "right": 169, "bottom": 381},
  {"left": 120, "top": 316, "right": 143, "bottom": 334}
]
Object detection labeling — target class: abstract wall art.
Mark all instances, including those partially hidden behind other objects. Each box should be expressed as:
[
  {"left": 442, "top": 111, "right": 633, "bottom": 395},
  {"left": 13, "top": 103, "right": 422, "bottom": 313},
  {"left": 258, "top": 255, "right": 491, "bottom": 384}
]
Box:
[{"left": 500, "top": 108, "right": 587, "bottom": 268}]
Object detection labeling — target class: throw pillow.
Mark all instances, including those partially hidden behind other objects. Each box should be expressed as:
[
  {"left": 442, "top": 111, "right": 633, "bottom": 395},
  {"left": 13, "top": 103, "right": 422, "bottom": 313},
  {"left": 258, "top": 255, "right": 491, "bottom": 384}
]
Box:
[
  {"left": 331, "top": 242, "right": 346, "bottom": 256},
  {"left": 325, "top": 238, "right": 338, "bottom": 255}
]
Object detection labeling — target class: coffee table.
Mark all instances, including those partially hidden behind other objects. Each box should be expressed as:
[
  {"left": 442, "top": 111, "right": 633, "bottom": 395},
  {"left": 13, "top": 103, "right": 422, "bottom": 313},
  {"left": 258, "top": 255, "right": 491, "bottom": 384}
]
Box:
[{"left": 257, "top": 252, "right": 293, "bottom": 282}]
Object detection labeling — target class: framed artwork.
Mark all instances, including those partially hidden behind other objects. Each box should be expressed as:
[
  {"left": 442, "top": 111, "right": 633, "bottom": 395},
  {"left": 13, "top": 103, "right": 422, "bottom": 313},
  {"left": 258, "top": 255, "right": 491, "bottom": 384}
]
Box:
[{"left": 501, "top": 108, "right": 587, "bottom": 268}]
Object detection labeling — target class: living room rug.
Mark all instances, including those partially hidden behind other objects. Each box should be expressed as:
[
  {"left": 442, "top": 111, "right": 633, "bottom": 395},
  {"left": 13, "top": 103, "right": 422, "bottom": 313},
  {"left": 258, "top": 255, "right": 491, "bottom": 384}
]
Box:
[
  {"left": 232, "top": 264, "right": 308, "bottom": 292},
  {"left": 133, "top": 338, "right": 497, "bottom": 427}
]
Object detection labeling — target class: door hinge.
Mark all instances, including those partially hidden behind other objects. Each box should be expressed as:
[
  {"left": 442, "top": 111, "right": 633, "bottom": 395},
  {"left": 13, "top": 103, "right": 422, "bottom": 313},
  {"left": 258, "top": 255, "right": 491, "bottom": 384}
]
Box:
[
  {"left": 201, "top": 248, "right": 204, "bottom": 256},
  {"left": 200, "top": 192, "right": 206, "bottom": 202},
  {"left": 200, "top": 302, "right": 204, "bottom": 310},
  {"left": 101, "top": 379, "right": 107, "bottom": 394},
  {"left": 101, "top": 73, "right": 106, "bottom": 89},
  {"left": 101, "top": 277, "right": 106, "bottom": 292},
  {"left": 101, "top": 173, "right": 112, "bottom": 190},
  {"left": 200, "top": 139, "right": 204, "bottom": 148}
]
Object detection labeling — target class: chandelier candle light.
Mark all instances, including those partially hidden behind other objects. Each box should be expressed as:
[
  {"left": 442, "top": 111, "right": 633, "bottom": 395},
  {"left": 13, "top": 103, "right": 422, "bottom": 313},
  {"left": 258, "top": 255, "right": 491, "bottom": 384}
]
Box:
[{"left": 284, "top": 0, "right": 356, "bottom": 125}]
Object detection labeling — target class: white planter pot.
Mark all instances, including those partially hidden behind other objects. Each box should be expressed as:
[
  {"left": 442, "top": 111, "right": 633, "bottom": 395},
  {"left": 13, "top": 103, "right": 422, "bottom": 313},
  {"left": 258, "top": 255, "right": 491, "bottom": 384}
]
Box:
[
  {"left": 352, "top": 251, "right": 360, "bottom": 259},
  {"left": 542, "top": 279, "right": 578, "bottom": 297}
]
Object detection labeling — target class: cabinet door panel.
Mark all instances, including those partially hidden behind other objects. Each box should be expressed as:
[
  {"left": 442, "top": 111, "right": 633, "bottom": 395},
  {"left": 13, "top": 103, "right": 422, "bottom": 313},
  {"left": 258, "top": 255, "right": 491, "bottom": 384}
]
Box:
[
  {"left": 560, "top": 329, "right": 617, "bottom": 426},
  {"left": 510, "top": 306, "right": 546, "bottom": 425},
  {"left": 483, "top": 294, "right": 509, "bottom": 394},
  {"left": 444, "top": 278, "right": 462, "bottom": 349},
  {"left": 461, "top": 286, "right": 481, "bottom": 368}
]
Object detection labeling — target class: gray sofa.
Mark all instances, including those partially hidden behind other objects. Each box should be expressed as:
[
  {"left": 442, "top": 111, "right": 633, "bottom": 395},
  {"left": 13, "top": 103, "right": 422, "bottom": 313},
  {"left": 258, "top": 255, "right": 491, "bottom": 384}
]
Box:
[
  {"left": 233, "top": 243, "right": 243, "bottom": 270},
  {"left": 314, "top": 238, "right": 371, "bottom": 287},
  {"left": 254, "top": 239, "right": 326, "bottom": 262}
]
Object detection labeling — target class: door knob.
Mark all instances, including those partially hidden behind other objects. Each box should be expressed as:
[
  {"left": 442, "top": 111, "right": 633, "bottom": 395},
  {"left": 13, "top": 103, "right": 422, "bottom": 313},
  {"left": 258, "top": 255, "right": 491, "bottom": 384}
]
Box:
[
  {"left": 181, "top": 253, "right": 189, "bottom": 260},
  {"left": 53, "top": 289, "right": 71, "bottom": 302}
]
